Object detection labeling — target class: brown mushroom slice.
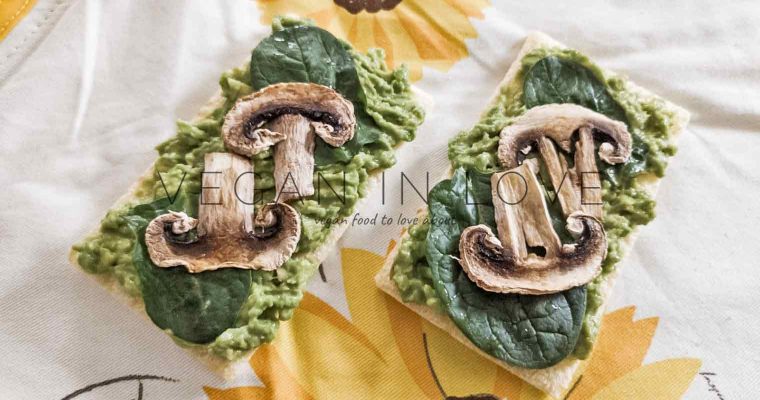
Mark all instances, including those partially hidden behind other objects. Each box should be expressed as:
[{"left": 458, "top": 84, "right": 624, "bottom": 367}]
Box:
[
  {"left": 222, "top": 82, "right": 356, "bottom": 203},
  {"left": 536, "top": 137, "right": 581, "bottom": 218},
  {"left": 499, "top": 104, "right": 632, "bottom": 219},
  {"left": 458, "top": 162, "right": 607, "bottom": 295},
  {"left": 498, "top": 104, "right": 632, "bottom": 168},
  {"left": 144, "top": 152, "right": 301, "bottom": 273}
]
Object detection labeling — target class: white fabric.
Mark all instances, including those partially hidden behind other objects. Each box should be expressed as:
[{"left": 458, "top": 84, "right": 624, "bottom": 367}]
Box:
[
  {"left": 0, "top": 0, "right": 71, "bottom": 86},
  {"left": 0, "top": 1, "right": 758, "bottom": 398}
]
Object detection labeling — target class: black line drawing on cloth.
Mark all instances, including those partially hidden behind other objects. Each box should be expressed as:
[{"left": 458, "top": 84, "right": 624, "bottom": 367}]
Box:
[
  {"left": 60, "top": 374, "right": 178, "bottom": 400},
  {"left": 423, "top": 333, "right": 499, "bottom": 400}
]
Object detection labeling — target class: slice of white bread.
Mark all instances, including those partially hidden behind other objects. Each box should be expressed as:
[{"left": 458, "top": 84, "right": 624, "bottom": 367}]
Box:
[
  {"left": 69, "top": 74, "right": 434, "bottom": 378},
  {"left": 375, "top": 31, "right": 690, "bottom": 399}
]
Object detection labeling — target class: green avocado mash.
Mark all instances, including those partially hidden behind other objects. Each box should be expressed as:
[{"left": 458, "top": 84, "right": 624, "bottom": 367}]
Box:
[
  {"left": 72, "top": 17, "right": 424, "bottom": 359},
  {"left": 391, "top": 46, "right": 678, "bottom": 361}
]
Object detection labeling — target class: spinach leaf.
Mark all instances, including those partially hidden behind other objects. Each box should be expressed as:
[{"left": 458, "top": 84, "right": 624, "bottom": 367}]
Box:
[
  {"left": 427, "top": 168, "right": 587, "bottom": 369},
  {"left": 523, "top": 55, "right": 648, "bottom": 186},
  {"left": 599, "top": 133, "right": 648, "bottom": 186},
  {"left": 523, "top": 55, "right": 628, "bottom": 123},
  {"left": 465, "top": 169, "right": 496, "bottom": 228},
  {"left": 125, "top": 198, "right": 252, "bottom": 344},
  {"left": 313, "top": 107, "right": 383, "bottom": 164},
  {"left": 250, "top": 25, "right": 380, "bottom": 165}
]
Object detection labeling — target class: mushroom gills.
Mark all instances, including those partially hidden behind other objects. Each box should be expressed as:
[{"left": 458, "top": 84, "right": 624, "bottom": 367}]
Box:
[
  {"left": 221, "top": 82, "right": 356, "bottom": 204},
  {"left": 458, "top": 162, "right": 607, "bottom": 295},
  {"left": 144, "top": 152, "right": 301, "bottom": 273},
  {"left": 498, "top": 103, "right": 633, "bottom": 220}
]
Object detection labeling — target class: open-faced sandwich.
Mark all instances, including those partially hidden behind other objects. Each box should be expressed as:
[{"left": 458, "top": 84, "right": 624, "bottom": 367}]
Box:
[
  {"left": 376, "top": 32, "right": 689, "bottom": 398},
  {"left": 71, "top": 17, "right": 427, "bottom": 376}
]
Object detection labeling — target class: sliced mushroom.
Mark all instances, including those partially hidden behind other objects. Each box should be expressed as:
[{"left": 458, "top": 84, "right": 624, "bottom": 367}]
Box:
[
  {"left": 144, "top": 152, "right": 301, "bottom": 273},
  {"left": 456, "top": 104, "right": 634, "bottom": 294},
  {"left": 498, "top": 104, "right": 631, "bottom": 168},
  {"left": 222, "top": 82, "right": 356, "bottom": 203},
  {"left": 499, "top": 104, "right": 632, "bottom": 219},
  {"left": 458, "top": 162, "right": 607, "bottom": 295}
]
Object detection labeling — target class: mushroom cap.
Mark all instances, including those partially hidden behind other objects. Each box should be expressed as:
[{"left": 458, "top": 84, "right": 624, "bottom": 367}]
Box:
[
  {"left": 144, "top": 203, "right": 301, "bottom": 273},
  {"left": 222, "top": 82, "right": 356, "bottom": 155},
  {"left": 498, "top": 104, "right": 632, "bottom": 168},
  {"left": 458, "top": 212, "right": 607, "bottom": 295}
]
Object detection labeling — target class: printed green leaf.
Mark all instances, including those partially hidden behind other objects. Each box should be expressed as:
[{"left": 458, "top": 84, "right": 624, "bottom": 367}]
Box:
[
  {"left": 250, "top": 25, "right": 380, "bottom": 165},
  {"left": 126, "top": 198, "right": 252, "bottom": 344},
  {"left": 427, "top": 168, "right": 587, "bottom": 369}
]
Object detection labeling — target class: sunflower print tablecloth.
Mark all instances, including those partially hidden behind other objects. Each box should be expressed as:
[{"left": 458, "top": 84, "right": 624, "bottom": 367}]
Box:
[{"left": 3, "top": 1, "right": 757, "bottom": 399}]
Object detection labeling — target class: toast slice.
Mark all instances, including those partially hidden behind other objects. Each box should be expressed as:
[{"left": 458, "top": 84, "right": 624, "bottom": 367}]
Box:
[
  {"left": 375, "top": 31, "right": 689, "bottom": 399},
  {"left": 69, "top": 70, "right": 434, "bottom": 378}
]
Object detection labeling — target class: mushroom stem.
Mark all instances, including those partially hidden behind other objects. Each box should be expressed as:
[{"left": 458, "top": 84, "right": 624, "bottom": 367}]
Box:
[
  {"left": 575, "top": 127, "right": 602, "bottom": 219},
  {"left": 492, "top": 161, "right": 561, "bottom": 260},
  {"left": 199, "top": 152, "right": 254, "bottom": 237},
  {"left": 492, "top": 164, "right": 529, "bottom": 258},
  {"left": 538, "top": 137, "right": 580, "bottom": 218},
  {"left": 268, "top": 114, "right": 316, "bottom": 203}
]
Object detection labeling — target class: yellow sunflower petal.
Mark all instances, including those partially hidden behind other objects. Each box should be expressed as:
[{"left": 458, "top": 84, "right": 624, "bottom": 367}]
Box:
[
  {"left": 383, "top": 294, "right": 441, "bottom": 399},
  {"left": 347, "top": 12, "right": 377, "bottom": 53},
  {"left": 406, "top": 0, "right": 480, "bottom": 44},
  {"left": 423, "top": 320, "right": 497, "bottom": 397},
  {"left": 204, "top": 344, "right": 314, "bottom": 399},
  {"left": 568, "top": 306, "right": 658, "bottom": 399},
  {"left": 298, "top": 292, "right": 383, "bottom": 360},
  {"left": 393, "top": 1, "right": 464, "bottom": 62},
  {"left": 305, "top": 7, "right": 337, "bottom": 31},
  {"left": 371, "top": 16, "right": 395, "bottom": 67},
  {"left": 590, "top": 359, "right": 702, "bottom": 399},
  {"left": 444, "top": 0, "right": 490, "bottom": 19},
  {"left": 333, "top": 7, "right": 355, "bottom": 41},
  {"left": 492, "top": 369, "right": 530, "bottom": 399},
  {"left": 273, "top": 307, "right": 427, "bottom": 399},
  {"left": 204, "top": 386, "right": 272, "bottom": 400},
  {"left": 375, "top": 12, "right": 424, "bottom": 79},
  {"left": 250, "top": 345, "right": 314, "bottom": 399}
]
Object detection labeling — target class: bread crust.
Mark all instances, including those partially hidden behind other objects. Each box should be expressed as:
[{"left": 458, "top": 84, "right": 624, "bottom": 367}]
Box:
[{"left": 374, "top": 31, "right": 690, "bottom": 399}]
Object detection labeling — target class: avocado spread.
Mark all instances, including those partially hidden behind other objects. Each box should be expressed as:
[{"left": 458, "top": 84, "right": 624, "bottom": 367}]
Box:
[
  {"left": 73, "top": 17, "right": 424, "bottom": 359},
  {"left": 391, "top": 47, "right": 678, "bottom": 360}
]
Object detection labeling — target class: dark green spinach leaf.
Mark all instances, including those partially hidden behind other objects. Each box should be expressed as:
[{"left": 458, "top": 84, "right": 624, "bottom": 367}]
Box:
[
  {"left": 599, "top": 133, "right": 648, "bottom": 186},
  {"left": 250, "top": 25, "right": 380, "bottom": 165},
  {"left": 523, "top": 55, "right": 628, "bottom": 123},
  {"left": 125, "top": 198, "right": 252, "bottom": 344},
  {"left": 465, "top": 169, "right": 495, "bottom": 228},
  {"left": 427, "top": 168, "right": 587, "bottom": 369},
  {"left": 523, "top": 55, "right": 648, "bottom": 186}
]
